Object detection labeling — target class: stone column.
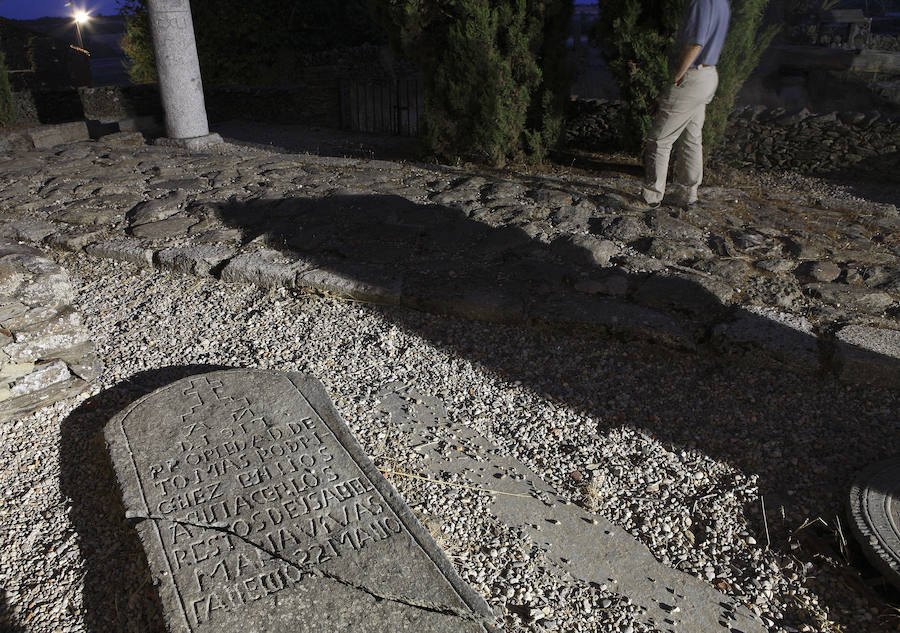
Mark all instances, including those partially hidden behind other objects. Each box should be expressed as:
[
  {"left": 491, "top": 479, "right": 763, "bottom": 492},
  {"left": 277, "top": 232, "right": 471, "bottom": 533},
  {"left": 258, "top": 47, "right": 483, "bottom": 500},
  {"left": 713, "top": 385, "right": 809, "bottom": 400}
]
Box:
[{"left": 146, "top": 0, "right": 222, "bottom": 149}]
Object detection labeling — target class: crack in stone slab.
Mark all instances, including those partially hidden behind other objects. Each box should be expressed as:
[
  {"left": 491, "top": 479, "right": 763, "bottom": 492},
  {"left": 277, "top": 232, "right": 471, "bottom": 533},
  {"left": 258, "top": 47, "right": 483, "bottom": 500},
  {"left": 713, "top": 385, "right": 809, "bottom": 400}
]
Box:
[{"left": 125, "top": 512, "right": 495, "bottom": 629}]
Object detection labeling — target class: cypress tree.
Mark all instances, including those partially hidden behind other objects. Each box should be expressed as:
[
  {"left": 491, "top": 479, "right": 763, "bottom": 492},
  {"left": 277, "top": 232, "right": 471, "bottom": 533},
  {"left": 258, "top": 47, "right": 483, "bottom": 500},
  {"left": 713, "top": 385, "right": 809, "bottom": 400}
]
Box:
[
  {"left": 527, "top": 0, "right": 574, "bottom": 160},
  {"left": 373, "top": 0, "right": 573, "bottom": 167},
  {"left": 0, "top": 51, "right": 13, "bottom": 127},
  {"left": 592, "top": 0, "right": 684, "bottom": 152},
  {"left": 120, "top": 0, "right": 157, "bottom": 84},
  {"left": 703, "top": 0, "right": 778, "bottom": 157},
  {"left": 594, "top": 0, "right": 777, "bottom": 158}
]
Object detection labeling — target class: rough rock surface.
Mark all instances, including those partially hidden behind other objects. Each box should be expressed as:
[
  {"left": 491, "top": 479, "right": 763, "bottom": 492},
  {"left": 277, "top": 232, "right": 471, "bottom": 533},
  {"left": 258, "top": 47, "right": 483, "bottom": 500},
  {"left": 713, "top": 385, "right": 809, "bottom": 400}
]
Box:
[{"left": 0, "top": 242, "right": 100, "bottom": 421}]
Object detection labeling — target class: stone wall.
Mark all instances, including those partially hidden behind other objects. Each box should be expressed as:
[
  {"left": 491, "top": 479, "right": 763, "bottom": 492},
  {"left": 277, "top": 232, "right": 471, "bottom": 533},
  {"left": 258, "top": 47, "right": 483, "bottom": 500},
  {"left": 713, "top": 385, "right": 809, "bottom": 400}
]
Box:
[
  {"left": 67, "top": 45, "right": 420, "bottom": 131},
  {"left": 204, "top": 84, "right": 340, "bottom": 128},
  {"left": 78, "top": 85, "right": 163, "bottom": 122},
  {"left": 565, "top": 99, "right": 625, "bottom": 151},
  {"left": 0, "top": 243, "right": 100, "bottom": 422},
  {"left": 2, "top": 18, "right": 96, "bottom": 125},
  {"left": 3, "top": 43, "right": 419, "bottom": 131}
]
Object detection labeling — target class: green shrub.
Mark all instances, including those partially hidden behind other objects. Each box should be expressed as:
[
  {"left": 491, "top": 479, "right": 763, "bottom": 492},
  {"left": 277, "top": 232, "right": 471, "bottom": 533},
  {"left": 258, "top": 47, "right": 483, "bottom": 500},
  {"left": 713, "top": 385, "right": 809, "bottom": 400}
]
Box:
[
  {"left": 527, "top": 0, "right": 574, "bottom": 160},
  {"left": 593, "top": 0, "right": 777, "bottom": 158},
  {"left": 0, "top": 51, "right": 13, "bottom": 127},
  {"left": 373, "top": 0, "right": 573, "bottom": 167},
  {"left": 119, "top": 0, "right": 157, "bottom": 84}
]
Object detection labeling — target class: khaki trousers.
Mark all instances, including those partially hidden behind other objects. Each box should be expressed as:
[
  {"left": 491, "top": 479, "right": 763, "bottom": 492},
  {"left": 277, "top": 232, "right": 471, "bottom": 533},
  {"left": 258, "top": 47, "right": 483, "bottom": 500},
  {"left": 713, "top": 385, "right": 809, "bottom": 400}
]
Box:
[{"left": 642, "top": 66, "right": 718, "bottom": 205}]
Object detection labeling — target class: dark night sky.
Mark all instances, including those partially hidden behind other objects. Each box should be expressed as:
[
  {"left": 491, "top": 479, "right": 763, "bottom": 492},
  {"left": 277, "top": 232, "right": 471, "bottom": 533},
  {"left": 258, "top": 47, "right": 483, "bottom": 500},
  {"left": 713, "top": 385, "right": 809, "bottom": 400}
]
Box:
[
  {"left": 1, "top": 0, "right": 120, "bottom": 20},
  {"left": 0, "top": 0, "right": 594, "bottom": 21}
]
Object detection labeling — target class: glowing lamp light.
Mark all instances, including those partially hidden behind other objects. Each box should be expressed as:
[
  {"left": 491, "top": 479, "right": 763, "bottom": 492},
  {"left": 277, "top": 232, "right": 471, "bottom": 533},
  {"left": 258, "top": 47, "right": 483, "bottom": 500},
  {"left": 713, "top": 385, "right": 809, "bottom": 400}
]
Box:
[{"left": 72, "top": 9, "right": 91, "bottom": 51}]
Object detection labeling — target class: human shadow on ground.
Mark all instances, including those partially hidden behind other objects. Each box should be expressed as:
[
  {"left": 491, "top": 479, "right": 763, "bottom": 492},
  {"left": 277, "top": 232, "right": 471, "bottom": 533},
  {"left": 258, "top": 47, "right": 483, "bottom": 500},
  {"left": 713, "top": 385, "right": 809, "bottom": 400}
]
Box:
[
  {"left": 214, "top": 192, "right": 900, "bottom": 625},
  {"left": 214, "top": 192, "right": 737, "bottom": 340},
  {"left": 59, "top": 365, "right": 229, "bottom": 633}
]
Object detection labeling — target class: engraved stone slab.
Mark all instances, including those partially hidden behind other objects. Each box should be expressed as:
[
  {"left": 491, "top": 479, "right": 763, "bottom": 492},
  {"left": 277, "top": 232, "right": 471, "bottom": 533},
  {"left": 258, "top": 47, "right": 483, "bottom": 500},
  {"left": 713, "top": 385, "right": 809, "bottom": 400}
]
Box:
[
  {"left": 373, "top": 383, "right": 766, "bottom": 633},
  {"left": 105, "top": 370, "right": 493, "bottom": 633},
  {"left": 848, "top": 458, "right": 900, "bottom": 591}
]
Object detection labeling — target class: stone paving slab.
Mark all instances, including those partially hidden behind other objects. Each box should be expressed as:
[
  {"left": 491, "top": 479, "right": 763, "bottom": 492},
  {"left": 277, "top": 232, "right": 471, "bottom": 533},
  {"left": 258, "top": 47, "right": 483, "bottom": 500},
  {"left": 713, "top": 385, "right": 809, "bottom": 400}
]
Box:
[
  {"left": 835, "top": 325, "right": 900, "bottom": 387},
  {"left": 0, "top": 139, "right": 897, "bottom": 389},
  {"left": 0, "top": 122, "right": 92, "bottom": 151},
  {"left": 375, "top": 383, "right": 766, "bottom": 633},
  {"left": 711, "top": 306, "right": 821, "bottom": 370}
]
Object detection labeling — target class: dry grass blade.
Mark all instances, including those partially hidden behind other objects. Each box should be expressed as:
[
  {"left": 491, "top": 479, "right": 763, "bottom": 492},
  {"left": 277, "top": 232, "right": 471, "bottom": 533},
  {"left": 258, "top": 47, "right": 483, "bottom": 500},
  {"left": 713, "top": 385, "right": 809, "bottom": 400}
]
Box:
[{"left": 834, "top": 514, "right": 850, "bottom": 564}]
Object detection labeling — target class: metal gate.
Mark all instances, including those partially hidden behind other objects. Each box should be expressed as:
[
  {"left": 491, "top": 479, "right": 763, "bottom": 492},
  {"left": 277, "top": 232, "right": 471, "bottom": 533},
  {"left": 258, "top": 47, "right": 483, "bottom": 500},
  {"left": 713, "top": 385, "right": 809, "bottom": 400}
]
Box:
[{"left": 340, "top": 77, "right": 423, "bottom": 137}]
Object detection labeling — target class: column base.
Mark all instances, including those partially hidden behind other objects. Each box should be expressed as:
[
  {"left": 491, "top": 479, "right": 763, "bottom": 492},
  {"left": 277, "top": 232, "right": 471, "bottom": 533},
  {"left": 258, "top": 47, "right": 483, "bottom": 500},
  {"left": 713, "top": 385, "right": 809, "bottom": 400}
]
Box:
[{"left": 155, "top": 133, "right": 223, "bottom": 151}]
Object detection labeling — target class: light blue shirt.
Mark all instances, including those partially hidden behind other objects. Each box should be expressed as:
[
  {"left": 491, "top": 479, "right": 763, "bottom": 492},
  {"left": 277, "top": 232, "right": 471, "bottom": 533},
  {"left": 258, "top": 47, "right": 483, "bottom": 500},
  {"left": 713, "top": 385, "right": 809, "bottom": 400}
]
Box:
[{"left": 680, "top": 0, "right": 730, "bottom": 66}]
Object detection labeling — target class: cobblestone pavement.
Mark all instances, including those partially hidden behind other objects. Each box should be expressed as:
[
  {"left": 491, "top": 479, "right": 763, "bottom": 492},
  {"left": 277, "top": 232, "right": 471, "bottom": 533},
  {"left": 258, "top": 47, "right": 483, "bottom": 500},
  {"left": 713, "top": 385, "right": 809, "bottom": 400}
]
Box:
[{"left": 1, "top": 135, "right": 898, "bottom": 386}]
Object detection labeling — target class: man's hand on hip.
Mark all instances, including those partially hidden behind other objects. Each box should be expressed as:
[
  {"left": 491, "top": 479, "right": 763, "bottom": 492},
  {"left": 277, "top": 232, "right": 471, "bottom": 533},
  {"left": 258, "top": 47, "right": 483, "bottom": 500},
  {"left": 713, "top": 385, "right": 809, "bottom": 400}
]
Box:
[{"left": 673, "top": 43, "right": 703, "bottom": 86}]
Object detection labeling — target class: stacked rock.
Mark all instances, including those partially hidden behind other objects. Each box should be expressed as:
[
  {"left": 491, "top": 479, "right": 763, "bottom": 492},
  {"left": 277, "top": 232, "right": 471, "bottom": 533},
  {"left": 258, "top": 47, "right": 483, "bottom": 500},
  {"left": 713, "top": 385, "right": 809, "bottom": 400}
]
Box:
[
  {"left": 565, "top": 99, "right": 626, "bottom": 152},
  {"left": 0, "top": 242, "right": 100, "bottom": 422},
  {"left": 565, "top": 98, "right": 900, "bottom": 178},
  {"left": 722, "top": 106, "right": 900, "bottom": 175}
]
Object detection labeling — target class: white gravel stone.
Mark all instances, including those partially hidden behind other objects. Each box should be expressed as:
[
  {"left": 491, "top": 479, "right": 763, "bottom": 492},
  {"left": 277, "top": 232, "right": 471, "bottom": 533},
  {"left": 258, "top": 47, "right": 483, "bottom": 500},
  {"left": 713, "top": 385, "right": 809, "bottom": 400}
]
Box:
[{"left": 0, "top": 245, "right": 897, "bottom": 633}]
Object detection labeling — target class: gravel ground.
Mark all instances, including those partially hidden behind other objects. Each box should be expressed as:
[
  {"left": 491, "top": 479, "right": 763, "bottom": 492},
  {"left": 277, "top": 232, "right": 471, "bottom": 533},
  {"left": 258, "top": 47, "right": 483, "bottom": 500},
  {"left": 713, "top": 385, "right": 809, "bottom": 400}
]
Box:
[{"left": 1, "top": 222, "right": 899, "bottom": 631}]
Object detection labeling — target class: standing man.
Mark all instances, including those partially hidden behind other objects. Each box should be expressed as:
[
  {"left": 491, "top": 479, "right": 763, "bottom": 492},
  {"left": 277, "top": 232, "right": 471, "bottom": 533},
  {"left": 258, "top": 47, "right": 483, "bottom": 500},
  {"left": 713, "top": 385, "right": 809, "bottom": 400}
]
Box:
[{"left": 642, "top": 0, "right": 731, "bottom": 207}]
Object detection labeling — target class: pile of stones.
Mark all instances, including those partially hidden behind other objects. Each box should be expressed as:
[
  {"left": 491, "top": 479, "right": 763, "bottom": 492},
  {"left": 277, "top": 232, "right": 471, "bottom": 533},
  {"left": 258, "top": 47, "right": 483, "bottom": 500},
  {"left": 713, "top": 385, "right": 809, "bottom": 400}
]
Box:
[
  {"left": 0, "top": 242, "right": 100, "bottom": 422},
  {"left": 870, "top": 33, "right": 900, "bottom": 51},
  {"left": 565, "top": 98, "right": 900, "bottom": 177},
  {"left": 720, "top": 105, "right": 900, "bottom": 175},
  {"left": 565, "top": 99, "right": 626, "bottom": 152}
]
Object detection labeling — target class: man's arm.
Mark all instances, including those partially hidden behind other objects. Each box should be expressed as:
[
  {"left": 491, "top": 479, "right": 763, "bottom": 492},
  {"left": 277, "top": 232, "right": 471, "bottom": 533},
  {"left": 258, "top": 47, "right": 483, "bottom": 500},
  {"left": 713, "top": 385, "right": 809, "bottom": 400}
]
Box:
[{"left": 673, "top": 43, "right": 702, "bottom": 86}]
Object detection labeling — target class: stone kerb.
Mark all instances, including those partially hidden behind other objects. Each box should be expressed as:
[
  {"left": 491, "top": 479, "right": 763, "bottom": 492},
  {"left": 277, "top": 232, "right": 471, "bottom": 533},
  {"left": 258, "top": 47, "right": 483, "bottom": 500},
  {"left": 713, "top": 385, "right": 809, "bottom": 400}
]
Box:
[
  {"left": 104, "top": 369, "right": 495, "bottom": 633},
  {"left": 0, "top": 242, "right": 101, "bottom": 422}
]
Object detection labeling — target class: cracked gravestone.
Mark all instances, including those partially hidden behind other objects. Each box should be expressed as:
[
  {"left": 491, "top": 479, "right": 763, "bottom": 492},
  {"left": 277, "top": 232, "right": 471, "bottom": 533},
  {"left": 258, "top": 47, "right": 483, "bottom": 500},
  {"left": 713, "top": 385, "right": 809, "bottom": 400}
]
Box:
[{"left": 104, "top": 369, "right": 494, "bottom": 633}]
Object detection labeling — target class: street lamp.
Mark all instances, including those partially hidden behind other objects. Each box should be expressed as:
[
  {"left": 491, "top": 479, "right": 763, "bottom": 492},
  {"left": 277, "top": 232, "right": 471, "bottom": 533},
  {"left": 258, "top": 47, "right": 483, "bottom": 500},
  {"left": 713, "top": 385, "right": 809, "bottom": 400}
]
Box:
[{"left": 73, "top": 10, "right": 90, "bottom": 50}]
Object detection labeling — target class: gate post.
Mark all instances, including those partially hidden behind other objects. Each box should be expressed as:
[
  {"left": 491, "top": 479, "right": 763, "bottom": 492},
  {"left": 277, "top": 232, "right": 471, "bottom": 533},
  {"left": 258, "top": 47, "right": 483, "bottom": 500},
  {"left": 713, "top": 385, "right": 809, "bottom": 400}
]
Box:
[{"left": 146, "top": 0, "right": 221, "bottom": 149}]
